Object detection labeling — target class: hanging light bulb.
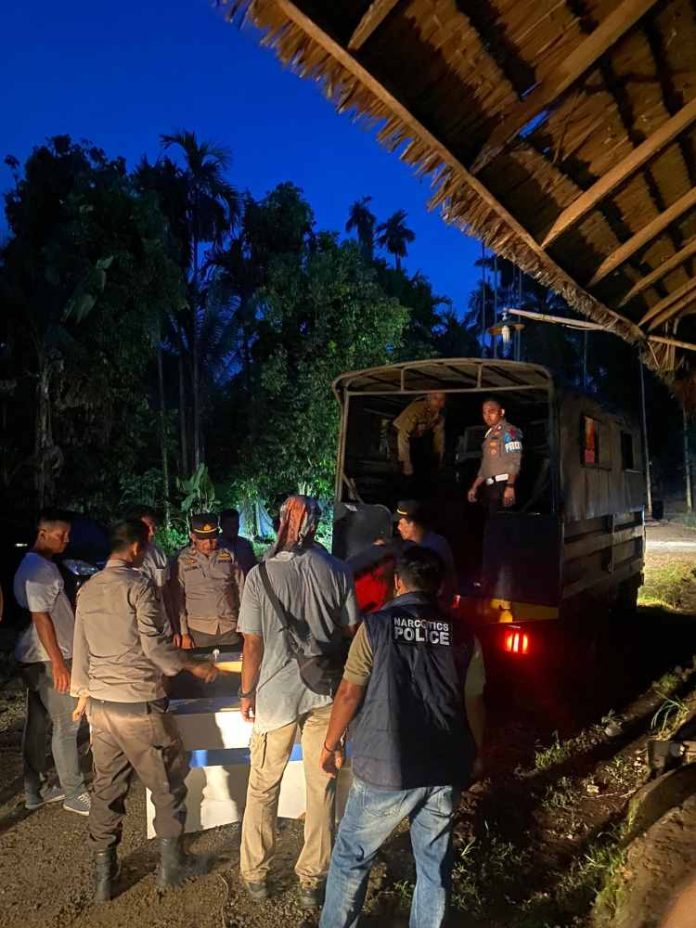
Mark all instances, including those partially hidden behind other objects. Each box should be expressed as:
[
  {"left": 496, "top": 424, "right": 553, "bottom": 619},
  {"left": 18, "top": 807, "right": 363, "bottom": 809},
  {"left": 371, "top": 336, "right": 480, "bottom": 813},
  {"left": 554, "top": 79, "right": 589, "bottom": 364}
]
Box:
[{"left": 501, "top": 313, "right": 511, "bottom": 346}]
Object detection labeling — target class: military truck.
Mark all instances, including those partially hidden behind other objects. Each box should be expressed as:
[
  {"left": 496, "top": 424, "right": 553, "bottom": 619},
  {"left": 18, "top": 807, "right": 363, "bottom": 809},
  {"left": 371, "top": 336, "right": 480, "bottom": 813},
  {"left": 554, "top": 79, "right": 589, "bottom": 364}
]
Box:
[{"left": 332, "top": 358, "right": 646, "bottom": 664}]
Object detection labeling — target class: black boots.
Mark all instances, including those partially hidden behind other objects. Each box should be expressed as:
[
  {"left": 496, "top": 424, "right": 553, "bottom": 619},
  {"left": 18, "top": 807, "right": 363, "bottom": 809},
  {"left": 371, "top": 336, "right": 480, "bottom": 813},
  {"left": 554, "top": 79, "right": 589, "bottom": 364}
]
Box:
[
  {"left": 156, "top": 836, "right": 206, "bottom": 889},
  {"left": 93, "top": 848, "right": 119, "bottom": 903}
]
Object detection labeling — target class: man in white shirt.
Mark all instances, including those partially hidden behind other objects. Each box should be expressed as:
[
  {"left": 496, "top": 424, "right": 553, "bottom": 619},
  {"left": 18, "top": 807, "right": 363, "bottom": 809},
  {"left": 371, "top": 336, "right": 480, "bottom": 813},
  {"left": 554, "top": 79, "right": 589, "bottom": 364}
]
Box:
[{"left": 13, "top": 509, "right": 90, "bottom": 815}]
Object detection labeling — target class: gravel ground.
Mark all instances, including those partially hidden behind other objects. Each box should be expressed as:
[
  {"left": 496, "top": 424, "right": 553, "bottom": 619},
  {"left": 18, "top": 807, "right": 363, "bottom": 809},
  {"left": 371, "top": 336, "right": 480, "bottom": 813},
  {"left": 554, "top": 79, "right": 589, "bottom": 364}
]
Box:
[{"left": 0, "top": 519, "right": 693, "bottom": 928}]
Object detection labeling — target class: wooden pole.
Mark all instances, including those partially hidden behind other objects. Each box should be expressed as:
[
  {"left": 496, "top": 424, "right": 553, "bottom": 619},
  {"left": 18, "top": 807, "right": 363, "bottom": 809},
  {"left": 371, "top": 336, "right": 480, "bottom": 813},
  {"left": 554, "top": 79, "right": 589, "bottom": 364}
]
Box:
[
  {"left": 684, "top": 406, "right": 693, "bottom": 513},
  {"left": 639, "top": 358, "right": 653, "bottom": 518},
  {"left": 583, "top": 330, "right": 588, "bottom": 390}
]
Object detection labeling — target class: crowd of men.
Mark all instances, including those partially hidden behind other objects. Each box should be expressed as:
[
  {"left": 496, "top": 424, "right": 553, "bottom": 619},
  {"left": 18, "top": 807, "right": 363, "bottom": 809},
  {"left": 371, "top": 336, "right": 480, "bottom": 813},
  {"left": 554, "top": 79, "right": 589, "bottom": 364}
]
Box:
[{"left": 7, "top": 393, "right": 519, "bottom": 926}]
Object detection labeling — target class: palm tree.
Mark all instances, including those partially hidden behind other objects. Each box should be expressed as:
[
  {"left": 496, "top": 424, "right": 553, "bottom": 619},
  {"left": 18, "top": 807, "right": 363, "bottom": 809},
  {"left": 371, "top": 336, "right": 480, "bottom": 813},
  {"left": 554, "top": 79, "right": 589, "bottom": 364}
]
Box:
[
  {"left": 346, "top": 196, "right": 376, "bottom": 261},
  {"left": 376, "top": 209, "right": 415, "bottom": 270},
  {"left": 160, "top": 131, "right": 240, "bottom": 468}
]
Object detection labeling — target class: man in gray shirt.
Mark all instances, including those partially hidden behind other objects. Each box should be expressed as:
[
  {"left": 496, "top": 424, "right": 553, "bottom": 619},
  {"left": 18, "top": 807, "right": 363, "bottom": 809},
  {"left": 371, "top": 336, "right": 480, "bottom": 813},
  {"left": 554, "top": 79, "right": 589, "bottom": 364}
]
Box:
[
  {"left": 72, "top": 519, "right": 218, "bottom": 902},
  {"left": 14, "top": 509, "right": 90, "bottom": 815},
  {"left": 238, "top": 496, "right": 360, "bottom": 909}
]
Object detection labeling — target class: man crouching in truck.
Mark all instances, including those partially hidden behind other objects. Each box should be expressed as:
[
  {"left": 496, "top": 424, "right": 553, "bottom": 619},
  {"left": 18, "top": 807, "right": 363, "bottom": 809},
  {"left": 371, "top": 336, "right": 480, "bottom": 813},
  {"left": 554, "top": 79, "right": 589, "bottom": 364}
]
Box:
[{"left": 318, "top": 546, "right": 486, "bottom": 928}]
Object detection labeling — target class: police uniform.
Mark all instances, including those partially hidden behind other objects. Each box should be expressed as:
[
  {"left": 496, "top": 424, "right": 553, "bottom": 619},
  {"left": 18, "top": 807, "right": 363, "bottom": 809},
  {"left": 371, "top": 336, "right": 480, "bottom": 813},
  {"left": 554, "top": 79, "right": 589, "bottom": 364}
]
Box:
[
  {"left": 140, "top": 541, "right": 173, "bottom": 637},
  {"left": 477, "top": 419, "right": 523, "bottom": 513},
  {"left": 177, "top": 515, "right": 244, "bottom": 648},
  {"left": 393, "top": 397, "right": 445, "bottom": 492},
  {"left": 71, "top": 562, "right": 189, "bottom": 858}
]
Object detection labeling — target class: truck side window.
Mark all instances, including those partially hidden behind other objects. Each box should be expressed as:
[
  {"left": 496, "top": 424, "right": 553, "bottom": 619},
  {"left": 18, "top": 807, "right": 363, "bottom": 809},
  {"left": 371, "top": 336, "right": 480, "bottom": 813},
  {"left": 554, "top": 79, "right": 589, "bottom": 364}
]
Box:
[
  {"left": 621, "top": 430, "right": 635, "bottom": 470},
  {"left": 582, "top": 416, "right": 600, "bottom": 466}
]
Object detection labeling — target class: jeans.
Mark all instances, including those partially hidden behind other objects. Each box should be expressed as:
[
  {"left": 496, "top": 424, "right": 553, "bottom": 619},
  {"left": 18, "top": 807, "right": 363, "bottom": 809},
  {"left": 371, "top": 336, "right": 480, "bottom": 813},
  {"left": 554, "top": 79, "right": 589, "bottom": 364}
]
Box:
[
  {"left": 20, "top": 661, "right": 85, "bottom": 801},
  {"left": 320, "top": 777, "right": 460, "bottom": 928}
]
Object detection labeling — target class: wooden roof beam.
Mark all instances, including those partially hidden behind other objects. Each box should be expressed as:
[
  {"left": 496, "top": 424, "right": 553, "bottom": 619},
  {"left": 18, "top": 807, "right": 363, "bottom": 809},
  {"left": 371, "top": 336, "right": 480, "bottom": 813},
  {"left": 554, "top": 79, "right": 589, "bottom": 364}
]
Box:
[
  {"left": 470, "top": 0, "right": 660, "bottom": 175},
  {"left": 639, "top": 275, "right": 696, "bottom": 326},
  {"left": 348, "top": 0, "right": 401, "bottom": 51},
  {"left": 649, "top": 334, "right": 696, "bottom": 352},
  {"left": 588, "top": 186, "right": 696, "bottom": 287},
  {"left": 619, "top": 236, "right": 696, "bottom": 306},
  {"left": 543, "top": 98, "right": 696, "bottom": 248},
  {"left": 648, "top": 292, "right": 696, "bottom": 331},
  {"left": 267, "top": 0, "right": 641, "bottom": 342}
]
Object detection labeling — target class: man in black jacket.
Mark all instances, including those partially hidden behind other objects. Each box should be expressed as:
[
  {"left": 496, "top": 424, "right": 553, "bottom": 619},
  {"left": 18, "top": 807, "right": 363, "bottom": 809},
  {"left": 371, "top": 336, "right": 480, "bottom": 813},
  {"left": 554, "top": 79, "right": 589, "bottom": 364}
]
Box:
[{"left": 318, "top": 546, "right": 486, "bottom": 928}]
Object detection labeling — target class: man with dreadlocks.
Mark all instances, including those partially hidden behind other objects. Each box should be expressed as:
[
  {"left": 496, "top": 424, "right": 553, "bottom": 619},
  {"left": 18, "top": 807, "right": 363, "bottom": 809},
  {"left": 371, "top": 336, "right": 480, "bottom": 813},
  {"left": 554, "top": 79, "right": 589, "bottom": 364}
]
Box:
[{"left": 238, "top": 496, "right": 360, "bottom": 909}]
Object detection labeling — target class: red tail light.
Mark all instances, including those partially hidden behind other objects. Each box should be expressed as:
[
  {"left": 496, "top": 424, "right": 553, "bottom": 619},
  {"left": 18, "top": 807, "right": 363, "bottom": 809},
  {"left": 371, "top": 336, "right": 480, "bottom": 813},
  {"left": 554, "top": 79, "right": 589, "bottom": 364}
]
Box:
[{"left": 503, "top": 629, "right": 530, "bottom": 655}]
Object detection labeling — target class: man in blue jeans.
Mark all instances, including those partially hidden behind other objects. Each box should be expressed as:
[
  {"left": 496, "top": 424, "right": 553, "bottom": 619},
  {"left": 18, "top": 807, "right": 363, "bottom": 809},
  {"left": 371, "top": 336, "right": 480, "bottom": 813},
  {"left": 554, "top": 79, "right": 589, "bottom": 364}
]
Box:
[
  {"left": 319, "top": 546, "right": 486, "bottom": 928},
  {"left": 14, "top": 509, "right": 90, "bottom": 815}
]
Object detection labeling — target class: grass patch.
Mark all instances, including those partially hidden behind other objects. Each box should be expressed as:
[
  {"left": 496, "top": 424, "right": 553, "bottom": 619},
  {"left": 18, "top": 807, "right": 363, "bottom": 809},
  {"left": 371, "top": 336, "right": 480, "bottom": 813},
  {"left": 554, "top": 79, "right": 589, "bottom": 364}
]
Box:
[
  {"left": 451, "top": 829, "right": 528, "bottom": 914},
  {"left": 651, "top": 694, "right": 690, "bottom": 735},
  {"left": 535, "top": 732, "right": 572, "bottom": 771},
  {"left": 639, "top": 558, "right": 696, "bottom": 610}
]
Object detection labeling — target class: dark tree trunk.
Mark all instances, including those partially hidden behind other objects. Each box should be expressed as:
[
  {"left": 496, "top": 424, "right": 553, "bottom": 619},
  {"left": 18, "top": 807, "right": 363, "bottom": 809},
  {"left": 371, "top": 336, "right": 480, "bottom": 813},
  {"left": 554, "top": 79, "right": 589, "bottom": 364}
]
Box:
[{"left": 157, "top": 342, "right": 171, "bottom": 526}]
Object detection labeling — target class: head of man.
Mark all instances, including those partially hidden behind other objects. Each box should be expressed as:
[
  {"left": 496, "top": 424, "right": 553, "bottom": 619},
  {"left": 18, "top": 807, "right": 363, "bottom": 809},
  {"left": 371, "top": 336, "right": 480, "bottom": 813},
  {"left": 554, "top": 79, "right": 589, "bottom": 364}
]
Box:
[
  {"left": 268, "top": 495, "right": 321, "bottom": 556},
  {"left": 220, "top": 508, "right": 240, "bottom": 542},
  {"left": 129, "top": 505, "right": 158, "bottom": 543},
  {"left": 482, "top": 397, "right": 505, "bottom": 428},
  {"left": 190, "top": 513, "right": 220, "bottom": 556},
  {"left": 426, "top": 391, "right": 447, "bottom": 413},
  {"left": 35, "top": 509, "right": 72, "bottom": 557},
  {"left": 394, "top": 546, "right": 444, "bottom": 599},
  {"left": 109, "top": 519, "right": 149, "bottom": 568},
  {"left": 394, "top": 500, "right": 425, "bottom": 544}
]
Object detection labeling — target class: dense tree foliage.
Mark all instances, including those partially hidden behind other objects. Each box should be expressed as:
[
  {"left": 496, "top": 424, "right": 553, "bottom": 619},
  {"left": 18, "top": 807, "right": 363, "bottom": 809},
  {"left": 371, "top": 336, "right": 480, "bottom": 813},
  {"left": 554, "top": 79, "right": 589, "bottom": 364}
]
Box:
[{"left": 0, "top": 133, "right": 687, "bottom": 529}]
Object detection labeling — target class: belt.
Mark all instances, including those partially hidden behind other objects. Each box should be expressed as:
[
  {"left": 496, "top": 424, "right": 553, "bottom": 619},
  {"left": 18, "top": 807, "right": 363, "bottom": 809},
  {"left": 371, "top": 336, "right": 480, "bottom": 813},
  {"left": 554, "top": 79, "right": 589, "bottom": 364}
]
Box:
[
  {"left": 485, "top": 473, "right": 510, "bottom": 486},
  {"left": 91, "top": 698, "right": 168, "bottom": 716}
]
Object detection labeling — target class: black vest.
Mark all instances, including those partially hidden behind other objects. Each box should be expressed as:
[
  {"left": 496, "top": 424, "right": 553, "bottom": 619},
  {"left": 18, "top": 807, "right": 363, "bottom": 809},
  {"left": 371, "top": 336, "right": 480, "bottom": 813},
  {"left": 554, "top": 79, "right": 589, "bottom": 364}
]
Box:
[{"left": 351, "top": 592, "right": 476, "bottom": 790}]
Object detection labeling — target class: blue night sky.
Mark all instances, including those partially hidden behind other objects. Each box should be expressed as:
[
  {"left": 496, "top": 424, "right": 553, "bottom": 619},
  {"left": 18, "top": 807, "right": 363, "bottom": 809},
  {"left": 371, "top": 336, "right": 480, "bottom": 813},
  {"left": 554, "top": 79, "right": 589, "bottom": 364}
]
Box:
[{"left": 2, "top": 0, "right": 480, "bottom": 311}]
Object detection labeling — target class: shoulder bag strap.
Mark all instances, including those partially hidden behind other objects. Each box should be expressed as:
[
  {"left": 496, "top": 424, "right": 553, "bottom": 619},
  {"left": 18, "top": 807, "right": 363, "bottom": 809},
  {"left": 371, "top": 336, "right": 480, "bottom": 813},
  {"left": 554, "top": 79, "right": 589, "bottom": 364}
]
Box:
[{"left": 258, "top": 561, "right": 304, "bottom": 657}]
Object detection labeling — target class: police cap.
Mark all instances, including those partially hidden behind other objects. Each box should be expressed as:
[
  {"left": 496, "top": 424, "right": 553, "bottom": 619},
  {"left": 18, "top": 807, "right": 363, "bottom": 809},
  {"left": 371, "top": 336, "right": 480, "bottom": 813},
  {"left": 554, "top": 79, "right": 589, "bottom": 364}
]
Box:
[
  {"left": 392, "top": 500, "right": 424, "bottom": 523},
  {"left": 190, "top": 513, "right": 220, "bottom": 538}
]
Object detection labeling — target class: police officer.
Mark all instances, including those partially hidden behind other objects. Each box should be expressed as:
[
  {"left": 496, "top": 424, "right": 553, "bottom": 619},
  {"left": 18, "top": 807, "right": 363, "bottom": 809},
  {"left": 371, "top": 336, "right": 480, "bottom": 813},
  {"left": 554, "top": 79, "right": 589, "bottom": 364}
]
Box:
[
  {"left": 131, "top": 505, "right": 174, "bottom": 638},
  {"left": 318, "top": 546, "right": 486, "bottom": 928},
  {"left": 176, "top": 513, "right": 244, "bottom": 649},
  {"left": 467, "top": 397, "right": 523, "bottom": 513},
  {"left": 393, "top": 391, "right": 446, "bottom": 494},
  {"left": 71, "top": 519, "right": 219, "bottom": 902}
]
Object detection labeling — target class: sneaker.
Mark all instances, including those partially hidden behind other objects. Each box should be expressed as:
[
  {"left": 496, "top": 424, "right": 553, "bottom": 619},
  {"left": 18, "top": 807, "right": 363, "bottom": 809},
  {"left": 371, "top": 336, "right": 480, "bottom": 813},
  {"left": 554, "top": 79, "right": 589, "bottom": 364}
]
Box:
[
  {"left": 25, "top": 785, "right": 66, "bottom": 810},
  {"left": 63, "top": 791, "right": 91, "bottom": 816}
]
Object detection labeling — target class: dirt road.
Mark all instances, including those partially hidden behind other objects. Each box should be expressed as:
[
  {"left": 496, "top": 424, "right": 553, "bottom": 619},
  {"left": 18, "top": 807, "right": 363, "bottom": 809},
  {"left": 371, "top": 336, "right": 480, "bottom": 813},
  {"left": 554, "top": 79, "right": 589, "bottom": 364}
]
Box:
[{"left": 0, "top": 521, "right": 694, "bottom": 928}]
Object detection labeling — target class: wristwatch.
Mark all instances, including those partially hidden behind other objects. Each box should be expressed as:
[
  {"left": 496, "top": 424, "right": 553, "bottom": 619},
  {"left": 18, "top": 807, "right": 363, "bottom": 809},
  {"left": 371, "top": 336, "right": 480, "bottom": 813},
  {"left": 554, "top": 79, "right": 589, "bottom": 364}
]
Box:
[{"left": 238, "top": 687, "right": 256, "bottom": 699}]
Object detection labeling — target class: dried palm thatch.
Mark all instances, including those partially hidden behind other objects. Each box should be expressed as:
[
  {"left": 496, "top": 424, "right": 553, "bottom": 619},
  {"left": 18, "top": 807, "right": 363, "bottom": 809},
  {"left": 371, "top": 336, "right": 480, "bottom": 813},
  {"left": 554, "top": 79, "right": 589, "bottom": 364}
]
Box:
[{"left": 222, "top": 0, "right": 696, "bottom": 400}]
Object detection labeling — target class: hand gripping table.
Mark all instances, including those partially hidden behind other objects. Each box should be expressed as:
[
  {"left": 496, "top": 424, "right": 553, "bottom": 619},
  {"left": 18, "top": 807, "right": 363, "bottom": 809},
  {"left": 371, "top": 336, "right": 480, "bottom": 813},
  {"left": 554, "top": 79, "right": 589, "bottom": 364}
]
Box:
[{"left": 145, "top": 652, "right": 352, "bottom": 837}]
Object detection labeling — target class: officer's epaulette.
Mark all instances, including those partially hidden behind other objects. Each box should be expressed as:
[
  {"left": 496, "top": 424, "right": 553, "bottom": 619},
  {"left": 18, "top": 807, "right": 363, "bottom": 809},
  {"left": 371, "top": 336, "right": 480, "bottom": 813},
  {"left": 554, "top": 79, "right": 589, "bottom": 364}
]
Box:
[{"left": 217, "top": 549, "right": 232, "bottom": 561}]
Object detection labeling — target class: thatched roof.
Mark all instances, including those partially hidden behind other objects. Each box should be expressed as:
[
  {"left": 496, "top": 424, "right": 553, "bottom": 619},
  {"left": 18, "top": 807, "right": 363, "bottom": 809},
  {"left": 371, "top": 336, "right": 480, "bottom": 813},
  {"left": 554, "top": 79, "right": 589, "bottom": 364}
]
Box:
[{"left": 224, "top": 0, "right": 696, "bottom": 400}]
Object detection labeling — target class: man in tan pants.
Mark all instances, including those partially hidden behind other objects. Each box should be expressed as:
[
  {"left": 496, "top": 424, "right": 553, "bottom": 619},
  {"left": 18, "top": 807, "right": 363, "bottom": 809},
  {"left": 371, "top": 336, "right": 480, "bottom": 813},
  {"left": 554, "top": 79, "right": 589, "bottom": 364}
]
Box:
[{"left": 238, "top": 496, "right": 360, "bottom": 909}]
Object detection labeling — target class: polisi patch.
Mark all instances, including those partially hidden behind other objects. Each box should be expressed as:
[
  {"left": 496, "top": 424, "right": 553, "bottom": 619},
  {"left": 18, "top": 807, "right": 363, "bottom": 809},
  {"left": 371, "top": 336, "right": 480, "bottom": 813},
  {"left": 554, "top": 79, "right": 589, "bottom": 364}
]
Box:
[{"left": 392, "top": 614, "right": 452, "bottom": 646}]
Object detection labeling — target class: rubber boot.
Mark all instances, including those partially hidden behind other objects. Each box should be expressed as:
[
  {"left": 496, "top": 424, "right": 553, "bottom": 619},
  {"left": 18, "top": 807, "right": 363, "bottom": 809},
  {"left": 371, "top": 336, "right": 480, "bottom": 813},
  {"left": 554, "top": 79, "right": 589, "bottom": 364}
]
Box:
[
  {"left": 156, "top": 837, "right": 206, "bottom": 890},
  {"left": 93, "top": 848, "right": 119, "bottom": 903}
]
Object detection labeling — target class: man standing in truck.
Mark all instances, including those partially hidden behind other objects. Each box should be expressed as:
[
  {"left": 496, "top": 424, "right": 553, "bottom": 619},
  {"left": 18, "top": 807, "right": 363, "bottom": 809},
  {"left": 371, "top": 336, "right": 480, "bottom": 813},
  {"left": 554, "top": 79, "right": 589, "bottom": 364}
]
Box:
[{"left": 467, "top": 398, "right": 523, "bottom": 513}]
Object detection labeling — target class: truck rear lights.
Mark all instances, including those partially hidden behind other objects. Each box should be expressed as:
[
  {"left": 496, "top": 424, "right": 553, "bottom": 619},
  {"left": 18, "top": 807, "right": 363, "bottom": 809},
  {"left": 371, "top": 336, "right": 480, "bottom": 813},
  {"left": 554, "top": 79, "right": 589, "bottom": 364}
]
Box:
[{"left": 503, "top": 629, "right": 530, "bottom": 655}]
